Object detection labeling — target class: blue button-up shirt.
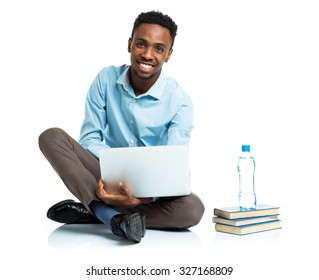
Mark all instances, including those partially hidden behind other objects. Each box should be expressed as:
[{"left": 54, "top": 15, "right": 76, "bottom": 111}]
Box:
[{"left": 79, "top": 65, "right": 193, "bottom": 158}]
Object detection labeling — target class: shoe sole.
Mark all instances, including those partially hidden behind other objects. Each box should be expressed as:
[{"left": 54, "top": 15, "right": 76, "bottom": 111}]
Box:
[{"left": 125, "top": 213, "right": 146, "bottom": 243}]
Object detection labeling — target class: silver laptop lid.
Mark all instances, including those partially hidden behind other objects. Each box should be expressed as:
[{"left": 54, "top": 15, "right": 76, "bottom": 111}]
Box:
[{"left": 99, "top": 145, "right": 191, "bottom": 198}]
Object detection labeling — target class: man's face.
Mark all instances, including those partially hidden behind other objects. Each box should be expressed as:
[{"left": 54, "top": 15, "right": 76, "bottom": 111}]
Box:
[{"left": 128, "top": 23, "right": 173, "bottom": 82}]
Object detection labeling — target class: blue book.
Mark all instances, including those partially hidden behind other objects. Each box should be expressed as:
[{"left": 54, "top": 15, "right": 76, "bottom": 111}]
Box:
[
  {"left": 213, "top": 215, "right": 279, "bottom": 226},
  {"left": 215, "top": 220, "right": 281, "bottom": 235},
  {"left": 214, "top": 204, "right": 280, "bottom": 219}
]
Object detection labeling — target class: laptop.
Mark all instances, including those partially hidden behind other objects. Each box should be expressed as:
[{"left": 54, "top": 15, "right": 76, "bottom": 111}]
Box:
[{"left": 99, "top": 145, "right": 191, "bottom": 198}]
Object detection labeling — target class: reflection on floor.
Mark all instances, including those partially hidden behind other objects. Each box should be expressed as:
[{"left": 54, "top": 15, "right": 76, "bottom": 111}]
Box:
[{"left": 48, "top": 224, "right": 203, "bottom": 250}]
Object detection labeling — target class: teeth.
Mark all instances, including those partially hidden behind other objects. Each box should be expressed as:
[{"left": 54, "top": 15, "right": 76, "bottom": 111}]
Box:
[{"left": 140, "top": 63, "right": 152, "bottom": 69}]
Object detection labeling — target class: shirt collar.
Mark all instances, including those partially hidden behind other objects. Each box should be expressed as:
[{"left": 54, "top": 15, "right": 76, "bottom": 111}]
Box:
[{"left": 117, "top": 65, "right": 166, "bottom": 100}]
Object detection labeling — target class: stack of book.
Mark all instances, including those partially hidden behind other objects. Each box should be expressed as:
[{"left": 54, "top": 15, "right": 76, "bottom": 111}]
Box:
[{"left": 213, "top": 204, "right": 281, "bottom": 235}]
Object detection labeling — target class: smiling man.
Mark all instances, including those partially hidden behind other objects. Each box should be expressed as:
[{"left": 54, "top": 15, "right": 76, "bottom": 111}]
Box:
[{"left": 39, "top": 11, "right": 205, "bottom": 243}]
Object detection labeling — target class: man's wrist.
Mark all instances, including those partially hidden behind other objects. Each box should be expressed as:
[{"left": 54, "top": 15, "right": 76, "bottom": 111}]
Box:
[{"left": 139, "top": 197, "right": 153, "bottom": 204}]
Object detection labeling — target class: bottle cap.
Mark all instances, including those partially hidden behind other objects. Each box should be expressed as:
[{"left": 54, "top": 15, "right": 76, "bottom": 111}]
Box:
[{"left": 242, "top": 145, "right": 250, "bottom": 152}]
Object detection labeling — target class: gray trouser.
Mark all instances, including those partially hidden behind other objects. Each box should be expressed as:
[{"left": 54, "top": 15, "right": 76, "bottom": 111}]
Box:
[{"left": 38, "top": 127, "right": 205, "bottom": 229}]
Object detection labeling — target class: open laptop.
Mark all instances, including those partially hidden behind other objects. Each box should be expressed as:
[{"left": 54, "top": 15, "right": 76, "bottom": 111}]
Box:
[{"left": 99, "top": 145, "right": 191, "bottom": 198}]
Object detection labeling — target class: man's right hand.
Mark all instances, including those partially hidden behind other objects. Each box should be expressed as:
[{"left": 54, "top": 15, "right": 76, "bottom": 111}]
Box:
[{"left": 96, "top": 179, "right": 151, "bottom": 208}]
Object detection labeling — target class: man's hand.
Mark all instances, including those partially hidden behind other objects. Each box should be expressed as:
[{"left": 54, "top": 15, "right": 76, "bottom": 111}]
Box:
[{"left": 96, "top": 179, "right": 151, "bottom": 208}]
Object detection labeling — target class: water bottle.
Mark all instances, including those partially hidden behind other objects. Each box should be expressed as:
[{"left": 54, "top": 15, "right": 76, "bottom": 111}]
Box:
[{"left": 237, "top": 145, "right": 256, "bottom": 210}]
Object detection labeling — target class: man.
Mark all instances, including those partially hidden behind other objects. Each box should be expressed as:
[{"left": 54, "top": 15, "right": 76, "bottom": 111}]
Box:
[{"left": 39, "top": 11, "right": 204, "bottom": 243}]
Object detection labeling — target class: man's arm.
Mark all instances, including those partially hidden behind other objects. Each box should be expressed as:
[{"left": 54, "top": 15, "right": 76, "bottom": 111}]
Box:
[
  {"left": 79, "top": 73, "right": 109, "bottom": 158},
  {"left": 167, "top": 95, "right": 193, "bottom": 145}
]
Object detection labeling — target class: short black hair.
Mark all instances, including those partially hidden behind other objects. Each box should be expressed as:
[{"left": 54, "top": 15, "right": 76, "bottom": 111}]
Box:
[{"left": 131, "top": 11, "right": 178, "bottom": 49}]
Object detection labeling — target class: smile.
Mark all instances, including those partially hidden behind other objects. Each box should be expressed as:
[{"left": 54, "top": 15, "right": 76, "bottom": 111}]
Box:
[{"left": 139, "top": 62, "right": 154, "bottom": 70}]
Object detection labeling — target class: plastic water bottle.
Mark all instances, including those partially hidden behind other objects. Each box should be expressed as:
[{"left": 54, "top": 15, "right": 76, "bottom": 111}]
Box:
[{"left": 237, "top": 145, "right": 256, "bottom": 210}]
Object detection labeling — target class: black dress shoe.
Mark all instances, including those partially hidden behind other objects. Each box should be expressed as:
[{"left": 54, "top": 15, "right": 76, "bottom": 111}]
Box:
[
  {"left": 111, "top": 213, "right": 146, "bottom": 243},
  {"left": 47, "top": 199, "right": 102, "bottom": 224}
]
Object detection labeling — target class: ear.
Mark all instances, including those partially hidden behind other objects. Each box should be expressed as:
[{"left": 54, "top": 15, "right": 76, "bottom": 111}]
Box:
[
  {"left": 128, "top": 38, "right": 132, "bottom": 53},
  {"left": 165, "top": 48, "right": 173, "bottom": 63}
]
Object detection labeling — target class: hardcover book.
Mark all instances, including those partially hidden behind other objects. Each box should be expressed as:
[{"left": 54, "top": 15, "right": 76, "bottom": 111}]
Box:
[
  {"left": 212, "top": 215, "right": 279, "bottom": 227},
  {"left": 215, "top": 220, "right": 281, "bottom": 235},
  {"left": 214, "top": 204, "right": 280, "bottom": 219}
]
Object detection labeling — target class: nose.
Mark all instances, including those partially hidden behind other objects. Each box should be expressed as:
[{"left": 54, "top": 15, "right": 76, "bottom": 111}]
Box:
[{"left": 142, "top": 47, "right": 154, "bottom": 60}]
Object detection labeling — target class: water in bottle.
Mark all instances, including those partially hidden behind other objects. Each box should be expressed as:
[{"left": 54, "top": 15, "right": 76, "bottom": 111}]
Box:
[{"left": 237, "top": 145, "right": 256, "bottom": 210}]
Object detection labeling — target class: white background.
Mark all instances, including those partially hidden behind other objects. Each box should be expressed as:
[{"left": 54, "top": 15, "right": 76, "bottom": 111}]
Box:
[{"left": 1, "top": 0, "right": 318, "bottom": 279}]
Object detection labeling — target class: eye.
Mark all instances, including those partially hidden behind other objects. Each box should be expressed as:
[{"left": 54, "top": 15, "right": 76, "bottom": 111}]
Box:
[
  {"left": 136, "top": 41, "right": 146, "bottom": 48},
  {"left": 154, "top": 46, "right": 164, "bottom": 53}
]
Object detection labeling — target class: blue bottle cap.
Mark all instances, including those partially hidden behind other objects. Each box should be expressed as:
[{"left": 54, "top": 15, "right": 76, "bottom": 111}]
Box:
[{"left": 242, "top": 145, "right": 250, "bottom": 152}]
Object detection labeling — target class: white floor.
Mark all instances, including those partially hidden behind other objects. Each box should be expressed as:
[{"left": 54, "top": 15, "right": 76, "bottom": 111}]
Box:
[
  {"left": 4, "top": 204, "right": 314, "bottom": 280},
  {"left": 45, "top": 211, "right": 283, "bottom": 249},
  {"left": 47, "top": 223, "right": 203, "bottom": 250}
]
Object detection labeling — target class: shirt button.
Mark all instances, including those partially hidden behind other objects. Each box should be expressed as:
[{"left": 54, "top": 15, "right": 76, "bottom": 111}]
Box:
[
  {"left": 130, "top": 120, "right": 134, "bottom": 124},
  {"left": 132, "top": 99, "right": 136, "bottom": 103},
  {"left": 129, "top": 139, "right": 134, "bottom": 144}
]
